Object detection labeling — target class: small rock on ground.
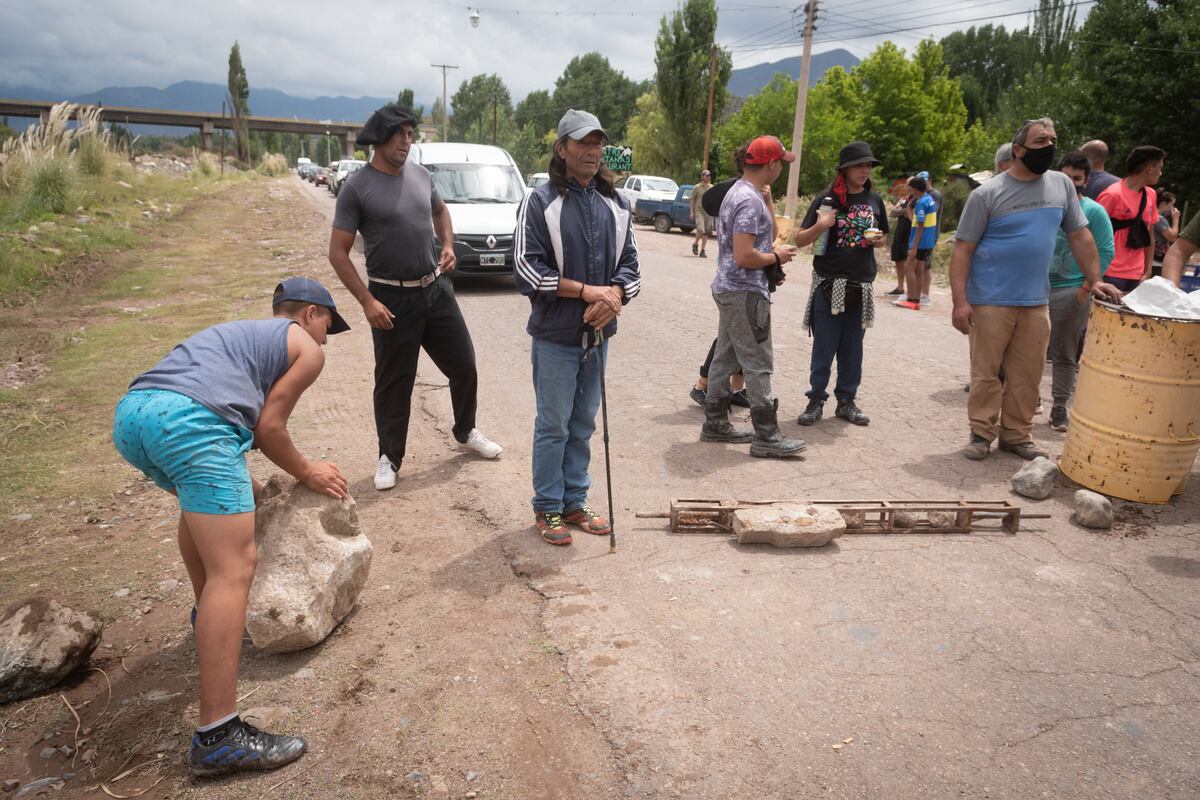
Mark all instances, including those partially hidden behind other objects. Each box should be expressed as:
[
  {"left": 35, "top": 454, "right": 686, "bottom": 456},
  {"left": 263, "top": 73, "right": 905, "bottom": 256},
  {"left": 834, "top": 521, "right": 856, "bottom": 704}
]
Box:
[
  {"left": 1072, "top": 489, "right": 1114, "bottom": 529},
  {"left": 1011, "top": 456, "right": 1058, "bottom": 500}
]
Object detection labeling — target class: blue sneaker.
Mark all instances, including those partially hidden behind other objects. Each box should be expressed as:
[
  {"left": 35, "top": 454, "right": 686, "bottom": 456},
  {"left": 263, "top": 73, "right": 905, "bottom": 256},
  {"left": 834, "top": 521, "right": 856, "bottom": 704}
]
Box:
[{"left": 188, "top": 718, "right": 306, "bottom": 778}]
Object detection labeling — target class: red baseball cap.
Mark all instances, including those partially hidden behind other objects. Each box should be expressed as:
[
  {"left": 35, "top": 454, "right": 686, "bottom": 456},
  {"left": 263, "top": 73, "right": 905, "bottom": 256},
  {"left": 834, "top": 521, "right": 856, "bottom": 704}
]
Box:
[{"left": 744, "top": 136, "right": 796, "bottom": 165}]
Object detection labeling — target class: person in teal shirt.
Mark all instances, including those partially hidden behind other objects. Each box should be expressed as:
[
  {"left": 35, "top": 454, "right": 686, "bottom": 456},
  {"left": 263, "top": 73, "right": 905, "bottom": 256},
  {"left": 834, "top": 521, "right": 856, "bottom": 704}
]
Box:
[{"left": 1047, "top": 151, "right": 1115, "bottom": 432}]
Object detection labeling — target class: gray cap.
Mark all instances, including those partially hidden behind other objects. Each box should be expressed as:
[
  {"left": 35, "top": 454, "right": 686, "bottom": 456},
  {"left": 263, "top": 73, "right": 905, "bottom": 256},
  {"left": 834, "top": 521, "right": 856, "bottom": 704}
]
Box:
[{"left": 557, "top": 109, "right": 607, "bottom": 142}]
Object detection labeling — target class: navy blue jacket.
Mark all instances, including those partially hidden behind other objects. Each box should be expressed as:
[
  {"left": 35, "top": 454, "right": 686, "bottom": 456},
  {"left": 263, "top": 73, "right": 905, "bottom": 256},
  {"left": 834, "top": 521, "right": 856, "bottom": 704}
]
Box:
[{"left": 514, "top": 178, "right": 641, "bottom": 346}]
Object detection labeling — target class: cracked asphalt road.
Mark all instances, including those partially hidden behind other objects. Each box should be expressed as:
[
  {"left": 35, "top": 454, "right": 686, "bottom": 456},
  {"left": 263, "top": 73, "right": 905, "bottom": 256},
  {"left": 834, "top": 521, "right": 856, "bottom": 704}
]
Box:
[{"left": 292, "top": 176, "right": 1200, "bottom": 800}]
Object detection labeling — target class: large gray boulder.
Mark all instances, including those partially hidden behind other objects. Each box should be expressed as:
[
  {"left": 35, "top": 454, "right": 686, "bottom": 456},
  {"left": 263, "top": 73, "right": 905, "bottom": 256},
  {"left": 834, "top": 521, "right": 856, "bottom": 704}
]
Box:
[
  {"left": 1011, "top": 456, "right": 1059, "bottom": 500},
  {"left": 246, "top": 476, "right": 372, "bottom": 653},
  {"left": 1, "top": 598, "right": 102, "bottom": 705},
  {"left": 1072, "top": 489, "right": 1114, "bottom": 529},
  {"left": 733, "top": 504, "right": 845, "bottom": 548}
]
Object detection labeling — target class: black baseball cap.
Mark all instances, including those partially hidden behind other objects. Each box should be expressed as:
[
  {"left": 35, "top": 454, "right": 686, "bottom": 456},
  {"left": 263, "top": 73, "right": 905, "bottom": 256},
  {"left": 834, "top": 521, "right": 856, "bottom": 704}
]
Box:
[{"left": 273, "top": 277, "right": 351, "bottom": 334}]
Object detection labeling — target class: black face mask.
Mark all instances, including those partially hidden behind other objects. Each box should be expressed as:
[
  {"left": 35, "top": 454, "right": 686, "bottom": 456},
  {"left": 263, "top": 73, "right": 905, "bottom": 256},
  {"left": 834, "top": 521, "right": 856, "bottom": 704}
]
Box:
[{"left": 1019, "top": 143, "right": 1056, "bottom": 175}]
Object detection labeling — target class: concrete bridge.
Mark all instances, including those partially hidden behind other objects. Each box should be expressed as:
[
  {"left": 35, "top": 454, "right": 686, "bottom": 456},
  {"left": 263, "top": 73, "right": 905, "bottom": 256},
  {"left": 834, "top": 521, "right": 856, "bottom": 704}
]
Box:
[{"left": 0, "top": 98, "right": 363, "bottom": 158}]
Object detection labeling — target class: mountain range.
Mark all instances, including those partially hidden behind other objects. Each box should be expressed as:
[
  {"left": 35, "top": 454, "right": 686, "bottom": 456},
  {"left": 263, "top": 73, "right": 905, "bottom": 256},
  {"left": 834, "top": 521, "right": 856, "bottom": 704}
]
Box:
[{"left": 0, "top": 50, "right": 860, "bottom": 136}]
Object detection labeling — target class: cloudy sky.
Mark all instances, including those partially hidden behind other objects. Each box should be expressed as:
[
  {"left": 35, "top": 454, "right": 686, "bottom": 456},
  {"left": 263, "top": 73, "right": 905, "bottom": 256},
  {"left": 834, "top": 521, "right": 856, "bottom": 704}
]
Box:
[{"left": 2, "top": 0, "right": 1068, "bottom": 102}]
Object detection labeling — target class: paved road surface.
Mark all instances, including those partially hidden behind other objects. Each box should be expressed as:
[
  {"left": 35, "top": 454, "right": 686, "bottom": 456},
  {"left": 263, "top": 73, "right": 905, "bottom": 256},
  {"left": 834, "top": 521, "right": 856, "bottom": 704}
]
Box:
[{"left": 292, "top": 175, "right": 1200, "bottom": 799}]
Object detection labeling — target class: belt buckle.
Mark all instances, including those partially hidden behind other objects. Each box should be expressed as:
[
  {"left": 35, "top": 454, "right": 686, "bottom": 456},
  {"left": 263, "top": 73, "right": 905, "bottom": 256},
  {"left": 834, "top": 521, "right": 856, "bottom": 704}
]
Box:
[{"left": 420, "top": 272, "right": 437, "bottom": 287}]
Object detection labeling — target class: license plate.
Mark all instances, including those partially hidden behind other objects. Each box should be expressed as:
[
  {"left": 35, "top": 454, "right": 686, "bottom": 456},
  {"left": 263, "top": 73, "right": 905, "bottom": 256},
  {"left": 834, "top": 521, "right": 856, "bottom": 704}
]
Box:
[{"left": 480, "top": 254, "right": 506, "bottom": 266}]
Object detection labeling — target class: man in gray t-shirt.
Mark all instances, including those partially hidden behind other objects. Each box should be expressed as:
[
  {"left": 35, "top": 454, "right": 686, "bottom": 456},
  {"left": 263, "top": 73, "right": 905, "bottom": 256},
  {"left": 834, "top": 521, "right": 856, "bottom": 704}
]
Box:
[
  {"left": 700, "top": 135, "right": 804, "bottom": 458},
  {"left": 328, "top": 104, "right": 502, "bottom": 491}
]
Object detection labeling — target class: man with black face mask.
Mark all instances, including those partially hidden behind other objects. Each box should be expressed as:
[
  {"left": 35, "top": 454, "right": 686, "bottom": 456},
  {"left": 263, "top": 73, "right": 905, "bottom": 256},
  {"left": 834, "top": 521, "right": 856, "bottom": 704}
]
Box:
[{"left": 950, "top": 117, "right": 1122, "bottom": 462}]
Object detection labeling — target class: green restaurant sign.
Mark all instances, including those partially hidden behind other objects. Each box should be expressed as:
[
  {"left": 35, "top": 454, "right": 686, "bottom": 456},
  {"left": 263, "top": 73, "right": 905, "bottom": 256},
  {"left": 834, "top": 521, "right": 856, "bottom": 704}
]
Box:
[{"left": 603, "top": 145, "right": 633, "bottom": 172}]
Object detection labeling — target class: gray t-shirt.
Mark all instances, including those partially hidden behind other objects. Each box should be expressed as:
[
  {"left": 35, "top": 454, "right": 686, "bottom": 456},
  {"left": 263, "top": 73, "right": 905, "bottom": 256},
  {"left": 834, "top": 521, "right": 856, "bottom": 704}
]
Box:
[
  {"left": 711, "top": 179, "right": 772, "bottom": 298},
  {"left": 956, "top": 170, "right": 1088, "bottom": 306},
  {"left": 129, "top": 318, "right": 293, "bottom": 432},
  {"left": 332, "top": 162, "right": 442, "bottom": 281}
]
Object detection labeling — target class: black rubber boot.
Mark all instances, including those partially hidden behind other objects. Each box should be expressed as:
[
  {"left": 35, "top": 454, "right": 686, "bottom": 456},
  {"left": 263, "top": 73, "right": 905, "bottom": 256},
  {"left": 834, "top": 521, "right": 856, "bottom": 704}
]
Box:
[
  {"left": 797, "top": 399, "right": 823, "bottom": 426},
  {"left": 835, "top": 399, "right": 870, "bottom": 426},
  {"left": 749, "top": 405, "right": 807, "bottom": 458},
  {"left": 700, "top": 395, "right": 753, "bottom": 443}
]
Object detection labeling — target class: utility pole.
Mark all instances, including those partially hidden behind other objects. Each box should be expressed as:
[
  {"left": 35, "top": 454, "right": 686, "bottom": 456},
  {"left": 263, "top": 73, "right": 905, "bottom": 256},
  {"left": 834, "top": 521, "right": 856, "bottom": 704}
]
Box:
[
  {"left": 220, "top": 100, "right": 226, "bottom": 177},
  {"left": 492, "top": 94, "right": 498, "bottom": 145},
  {"left": 784, "top": 0, "right": 817, "bottom": 220},
  {"left": 701, "top": 45, "right": 718, "bottom": 174},
  {"left": 432, "top": 63, "right": 459, "bottom": 142}
]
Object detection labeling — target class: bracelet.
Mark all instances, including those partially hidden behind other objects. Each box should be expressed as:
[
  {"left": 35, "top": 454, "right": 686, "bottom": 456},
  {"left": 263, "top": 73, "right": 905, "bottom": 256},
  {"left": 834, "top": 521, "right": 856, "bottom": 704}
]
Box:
[
  {"left": 773, "top": 253, "right": 781, "bottom": 268},
  {"left": 578, "top": 283, "right": 585, "bottom": 299}
]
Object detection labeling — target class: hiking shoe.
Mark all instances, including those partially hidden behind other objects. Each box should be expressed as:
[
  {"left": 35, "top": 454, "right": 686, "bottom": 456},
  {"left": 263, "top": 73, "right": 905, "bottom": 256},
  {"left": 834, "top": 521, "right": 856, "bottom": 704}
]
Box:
[
  {"left": 689, "top": 385, "right": 706, "bottom": 407},
  {"left": 535, "top": 512, "right": 572, "bottom": 546},
  {"left": 1049, "top": 405, "right": 1069, "bottom": 432},
  {"left": 963, "top": 433, "right": 991, "bottom": 461},
  {"left": 374, "top": 455, "right": 397, "bottom": 491},
  {"left": 797, "top": 399, "right": 823, "bottom": 426},
  {"left": 460, "top": 429, "right": 502, "bottom": 459},
  {"left": 835, "top": 400, "right": 870, "bottom": 426},
  {"left": 563, "top": 506, "right": 612, "bottom": 536},
  {"left": 998, "top": 439, "right": 1049, "bottom": 460},
  {"left": 692, "top": 242, "right": 698, "bottom": 255},
  {"left": 188, "top": 718, "right": 306, "bottom": 778},
  {"left": 729, "top": 389, "right": 751, "bottom": 408},
  {"left": 884, "top": 287, "right": 905, "bottom": 296}
]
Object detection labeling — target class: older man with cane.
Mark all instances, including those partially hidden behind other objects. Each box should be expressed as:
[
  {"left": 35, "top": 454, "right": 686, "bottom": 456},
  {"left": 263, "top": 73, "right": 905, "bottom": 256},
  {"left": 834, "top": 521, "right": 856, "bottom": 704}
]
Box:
[{"left": 515, "top": 109, "right": 641, "bottom": 546}]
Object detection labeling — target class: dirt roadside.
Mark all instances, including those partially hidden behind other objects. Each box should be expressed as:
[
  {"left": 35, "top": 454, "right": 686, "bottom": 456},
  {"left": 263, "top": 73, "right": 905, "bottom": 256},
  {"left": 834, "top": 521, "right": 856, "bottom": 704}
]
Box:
[{"left": 0, "top": 177, "right": 623, "bottom": 799}]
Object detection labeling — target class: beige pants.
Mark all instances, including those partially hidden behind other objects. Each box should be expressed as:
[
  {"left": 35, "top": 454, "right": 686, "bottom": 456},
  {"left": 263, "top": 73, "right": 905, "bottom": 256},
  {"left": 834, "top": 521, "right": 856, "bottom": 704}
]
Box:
[{"left": 967, "top": 304, "right": 1051, "bottom": 444}]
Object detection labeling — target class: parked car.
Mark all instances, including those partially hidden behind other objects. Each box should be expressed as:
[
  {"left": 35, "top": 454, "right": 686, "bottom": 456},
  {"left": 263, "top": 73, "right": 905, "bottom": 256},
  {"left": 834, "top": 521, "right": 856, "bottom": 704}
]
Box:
[
  {"left": 635, "top": 185, "right": 696, "bottom": 233},
  {"left": 313, "top": 166, "right": 332, "bottom": 187},
  {"left": 527, "top": 172, "right": 550, "bottom": 189},
  {"left": 330, "top": 159, "right": 365, "bottom": 195},
  {"left": 296, "top": 157, "right": 312, "bottom": 176},
  {"left": 409, "top": 142, "right": 526, "bottom": 275},
  {"left": 617, "top": 174, "right": 680, "bottom": 209}
]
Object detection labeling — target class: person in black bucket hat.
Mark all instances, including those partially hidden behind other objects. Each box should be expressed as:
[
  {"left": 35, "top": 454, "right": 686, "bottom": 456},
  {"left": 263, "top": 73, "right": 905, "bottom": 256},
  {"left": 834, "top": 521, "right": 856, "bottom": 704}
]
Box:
[{"left": 792, "top": 141, "right": 889, "bottom": 429}]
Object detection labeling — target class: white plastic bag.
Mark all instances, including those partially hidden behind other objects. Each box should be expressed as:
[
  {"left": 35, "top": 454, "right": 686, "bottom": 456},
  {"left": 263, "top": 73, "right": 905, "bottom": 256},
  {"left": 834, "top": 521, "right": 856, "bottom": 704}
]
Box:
[{"left": 1120, "top": 276, "right": 1200, "bottom": 320}]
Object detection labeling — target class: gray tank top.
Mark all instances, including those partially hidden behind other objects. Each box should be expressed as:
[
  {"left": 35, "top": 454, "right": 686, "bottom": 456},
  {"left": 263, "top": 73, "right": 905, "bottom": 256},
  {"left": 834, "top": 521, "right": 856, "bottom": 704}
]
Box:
[{"left": 129, "top": 318, "right": 294, "bottom": 431}]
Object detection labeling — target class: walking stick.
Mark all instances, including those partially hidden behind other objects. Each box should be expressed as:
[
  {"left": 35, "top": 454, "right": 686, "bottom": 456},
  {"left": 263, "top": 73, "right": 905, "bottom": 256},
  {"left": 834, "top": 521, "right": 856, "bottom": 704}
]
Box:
[{"left": 586, "top": 326, "right": 617, "bottom": 554}]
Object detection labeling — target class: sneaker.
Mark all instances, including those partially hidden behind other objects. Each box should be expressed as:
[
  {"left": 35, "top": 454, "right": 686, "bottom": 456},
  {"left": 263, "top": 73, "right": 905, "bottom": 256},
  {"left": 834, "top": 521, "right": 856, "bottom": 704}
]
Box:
[
  {"left": 374, "top": 455, "right": 397, "bottom": 491},
  {"left": 893, "top": 299, "right": 920, "bottom": 310},
  {"left": 188, "top": 718, "right": 306, "bottom": 778},
  {"left": 884, "top": 287, "right": 905, "bottom": 296},
  {"left": 190, "top": 605, "right": 198, "bottom": 629},
  {"left": 692, "top": 242, "right": 699, "bottom": 255},
  {"left": 920, "top": 294, "right": 930, "bottom": 305},
  {"left": 962, "top": 433, "right": 990, "bottom": 461},
  {"left": 998, "top": 439, "right": 1049, "bottom": 460},
  {"left": 699, "top": 250, "right": 708, "bottom": 258},
  {"left": 460, "top": 429, "right": 502, "bottom": 459},
  {"left": 729, "top": 389, "right": 751, "bottom": 408},
  {"left": 689, "top": 385, "right": 706, "bottom": 407},
  {"left": 797, "top": 399, "right": 823, "bottom": 426},
  {"left": 1049, "top": 404, "right": 1068, "bottom": 432},
  {"left": 563, "top": 506, "right": 612, "bottom": 536},
  {"left": 535, "top": 512, "right": 572, "bottom": 546},
  {"left": 1035, "top": 398, "right": 1045, "bottom": 415}
]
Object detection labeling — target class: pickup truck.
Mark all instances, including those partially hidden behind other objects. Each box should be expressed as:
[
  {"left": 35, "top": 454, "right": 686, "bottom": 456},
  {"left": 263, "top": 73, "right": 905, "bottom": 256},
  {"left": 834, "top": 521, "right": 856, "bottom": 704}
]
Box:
[{"left": 634, "top": 185, "right": 696, "bottom": 233}]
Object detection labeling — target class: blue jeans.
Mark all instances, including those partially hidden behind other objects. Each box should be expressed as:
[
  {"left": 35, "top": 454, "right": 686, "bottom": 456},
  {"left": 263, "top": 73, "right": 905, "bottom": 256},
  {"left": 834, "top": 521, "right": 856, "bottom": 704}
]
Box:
[
  {"left": 806, "top": 287, "right": 865, "bottom": 403},
  {"left": 530, "top": 337, "right": 606, "bottom": 513}
]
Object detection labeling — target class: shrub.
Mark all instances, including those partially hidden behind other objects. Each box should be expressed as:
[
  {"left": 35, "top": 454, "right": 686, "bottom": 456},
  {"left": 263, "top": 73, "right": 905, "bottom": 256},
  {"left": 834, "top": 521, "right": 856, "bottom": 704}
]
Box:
[
  {"left": 256, "top": 153, "right": 288, "bottom": 177},
  {"left": 196, "top": 153, "right": 217, "bottom": 178},
  {"left": 21, "top": 158, "right": 73, "bottom": 216},
  {"left": 76, "top": 134, "right": 111, "bottom": 178},
  {"left": 940, "top": 179, "right": 971, "bottom": 232}
]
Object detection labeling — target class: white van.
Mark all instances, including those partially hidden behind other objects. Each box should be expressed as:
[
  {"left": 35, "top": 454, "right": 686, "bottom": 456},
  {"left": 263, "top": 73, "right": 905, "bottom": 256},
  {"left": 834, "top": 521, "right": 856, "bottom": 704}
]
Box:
[{"left": 409, "top": 142, "right": 526, "bottom": 275}]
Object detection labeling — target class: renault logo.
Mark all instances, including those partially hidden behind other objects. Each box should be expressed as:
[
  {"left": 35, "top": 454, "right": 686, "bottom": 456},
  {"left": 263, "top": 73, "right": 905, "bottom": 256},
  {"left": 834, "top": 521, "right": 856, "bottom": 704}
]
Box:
[{"left": 486, "top": 235, "right": 497, "bottom": 250}]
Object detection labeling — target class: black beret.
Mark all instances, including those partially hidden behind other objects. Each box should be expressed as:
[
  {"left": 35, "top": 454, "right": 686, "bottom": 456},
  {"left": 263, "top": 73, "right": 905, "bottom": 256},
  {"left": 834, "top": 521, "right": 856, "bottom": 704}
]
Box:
[{"left": 356, "top": 105, "right": 419, "bottom": 146}]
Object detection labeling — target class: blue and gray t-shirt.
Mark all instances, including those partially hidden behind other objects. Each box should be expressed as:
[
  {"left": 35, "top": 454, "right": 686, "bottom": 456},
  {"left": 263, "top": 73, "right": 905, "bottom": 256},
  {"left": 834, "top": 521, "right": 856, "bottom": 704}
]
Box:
[{"left": 956, "top": 171, "right": 1088, "bottom": 306}]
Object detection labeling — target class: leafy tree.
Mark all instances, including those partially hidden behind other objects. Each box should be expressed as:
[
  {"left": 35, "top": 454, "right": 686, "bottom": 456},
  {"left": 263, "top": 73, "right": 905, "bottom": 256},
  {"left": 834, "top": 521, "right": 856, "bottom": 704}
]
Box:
[
  {"left": 514, "top": 90, "right": 556, "bottom": 133},
  {"left": 653, "top": 0, "right": 732, "bottom": 178},
  {"left": 450, "top": 74, "right": 513, "bottom": 145},
  {"left": 227, "top": 42, "right": 251, "bottom": 162},
  {"left": 396, "top": 88, "right": 425, "bottom": 122},
  {"left": 508, "top": 122, "right": 551, "bottom": 178},
  {"left": 1070, "top": 0, "right": 1200, "bottom": 200},
  {"left": 551, "top": 53, "right": 641, "bottom": 141},
  {"left": 939, "top": 24, "right": 1034, "bottom": 123},
  {"left": 626, "top": 90, "right": 673, "bottom": 177},
  {"left": 430, "top": 96, "right": 446, "bottom": 133}
]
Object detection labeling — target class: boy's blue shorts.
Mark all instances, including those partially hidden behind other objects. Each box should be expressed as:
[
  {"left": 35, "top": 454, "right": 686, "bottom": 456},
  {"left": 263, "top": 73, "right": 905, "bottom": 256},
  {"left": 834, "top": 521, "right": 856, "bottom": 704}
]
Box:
[{"left": 113, "top": 389, "right": 255, "bottom": 515}]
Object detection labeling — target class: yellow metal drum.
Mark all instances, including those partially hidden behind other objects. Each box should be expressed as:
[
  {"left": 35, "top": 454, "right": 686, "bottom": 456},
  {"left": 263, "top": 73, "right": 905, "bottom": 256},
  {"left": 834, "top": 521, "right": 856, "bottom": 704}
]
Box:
[{"left": 1061, "top": 301, "right": 1200, "bottom": 503}]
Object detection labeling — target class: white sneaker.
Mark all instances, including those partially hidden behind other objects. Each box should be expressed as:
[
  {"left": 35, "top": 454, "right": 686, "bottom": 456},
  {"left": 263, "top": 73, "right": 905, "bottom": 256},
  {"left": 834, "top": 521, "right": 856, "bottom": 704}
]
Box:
[
  {"left": 373, "top": 455, "right": 397, "bottom": 490},
  {"left": 1035, "top": 398, "right": 1045, "bottom": 415},
  {"left": 920, "top": 294, "right": 931, "bottom": 304},
  {"left": 460, "top": 428, "right": 502, "bottom": 459}
]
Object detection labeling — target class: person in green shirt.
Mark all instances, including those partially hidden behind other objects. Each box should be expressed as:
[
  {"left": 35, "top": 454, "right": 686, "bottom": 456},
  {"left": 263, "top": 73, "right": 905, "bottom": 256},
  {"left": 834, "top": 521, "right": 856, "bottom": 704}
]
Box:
[
  {"left": 1047, "top": 151, "right": 1115, "bottom": 432},
  {"left": 1162, "top": 211, "right": 1200, "bottom": 288}
]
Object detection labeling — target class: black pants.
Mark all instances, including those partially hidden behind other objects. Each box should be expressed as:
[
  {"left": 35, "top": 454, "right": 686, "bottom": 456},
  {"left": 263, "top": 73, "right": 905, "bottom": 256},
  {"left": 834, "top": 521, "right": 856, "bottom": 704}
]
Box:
[
  {"left": 699, "top": 337, "right": 743, "bottom": 379},
  {"left": 370, "top": 276, "right": 477, "bottom": 465}
]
